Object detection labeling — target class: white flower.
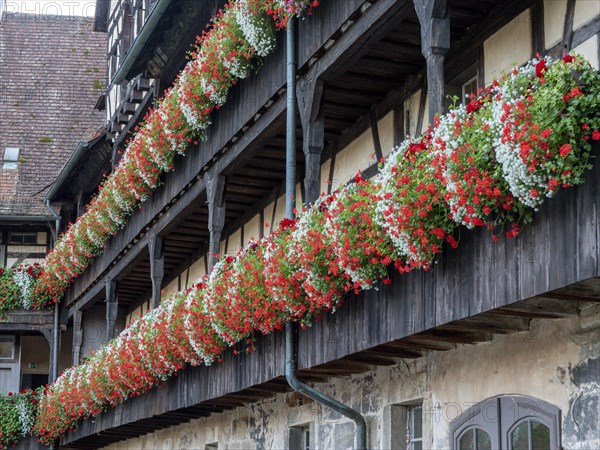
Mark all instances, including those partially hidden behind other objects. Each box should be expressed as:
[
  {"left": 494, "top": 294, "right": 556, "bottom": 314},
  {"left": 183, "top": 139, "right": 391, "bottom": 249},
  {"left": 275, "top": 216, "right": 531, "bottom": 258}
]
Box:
[{"left": 233, "top": 3, "right": 276, "bottom": 57}]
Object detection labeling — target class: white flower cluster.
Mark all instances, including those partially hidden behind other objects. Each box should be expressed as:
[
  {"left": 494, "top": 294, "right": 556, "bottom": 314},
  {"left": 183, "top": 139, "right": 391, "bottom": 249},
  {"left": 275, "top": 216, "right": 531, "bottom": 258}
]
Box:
[
  {"left": 158, "top": 105, "right": 187, "bottom": 156},
  {"left": 110, "top": 179, "right": 133, "bottom": 214},
  {"left": 84, "top": 218, "right": 104, "bottom": 248},
  {"left": 176, "top": 68, "right": 213, "bottom": 133},
  {"left": 182, "top": 285, "right": 213, "bottom": 366},
  {"left": 233, "top": 3, "right": 276, "bottom": 57},
  {"left": 12, "top": 269, "right": 34, "bottom": 309},
  {"left": 223, "top": 55, "right": 252, "bottom": 80},
  {"left": 203, "top": 255, "right": 241, "bottom": 343},
  {"left": 15, "top": 394, "right": 35, "bottom": 436},
  {"left": 488, "top": 58, "right": 553, "bottom": 210},
  {"left": 374, "top": 141, "right": 418, "bottom": 260},
  {"left": 431, "top": 106, "right": 474, "bottom": 226}
]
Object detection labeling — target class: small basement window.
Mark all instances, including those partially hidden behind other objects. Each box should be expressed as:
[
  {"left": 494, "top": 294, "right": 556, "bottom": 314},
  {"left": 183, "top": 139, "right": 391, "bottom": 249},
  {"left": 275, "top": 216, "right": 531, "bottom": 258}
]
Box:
[
  {"left": 386, "top": 401, "right": 424, "bottom": 450},
  {"left": 0, "top": 335, "right": 16, "bottom": 360},
  {"left": 407, "top": 405, "right": 423, "bottom": 450},
  {"left": 3, "top": 147, "right": 20, "bottom": 169},
  {"left": 289, "top": 424, "right": 311, "bottom": 450}
]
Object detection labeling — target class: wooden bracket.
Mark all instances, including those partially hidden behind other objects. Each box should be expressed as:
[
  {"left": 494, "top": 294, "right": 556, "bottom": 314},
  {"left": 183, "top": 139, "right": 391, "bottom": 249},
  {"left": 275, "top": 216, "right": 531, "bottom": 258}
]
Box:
[
  {"left": 297, "top": 77, "right": 324, "bottom": 128},
  {"left": 207, "top": 173, "right": 227, "bottom": 272},
  {"left": 531, "top": 0, "right": 545, "bottom": 57},
  {"left": 369, "top": 108, "right": 384, "bottom": 163},
  {"left": 297, "top": 77, "right": 325, "bottom": 205},
  {"left": 105, "top": 277, "right": 119, "bottom": 339},
  {"left": 148, "top": 235, "right": 164, "bottom": 310},
  {"left": 72, "top": 309, "right": 83, "bottom": 366},
  {"left": 413, "top": 0, "right": 450, "bottom": 122}
]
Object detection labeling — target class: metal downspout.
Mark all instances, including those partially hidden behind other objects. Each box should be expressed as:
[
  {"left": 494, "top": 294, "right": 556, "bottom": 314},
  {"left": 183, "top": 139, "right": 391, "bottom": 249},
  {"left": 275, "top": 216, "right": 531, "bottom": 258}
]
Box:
[
  {"left": 51, "top": 304, "right": 60, "bottom": 382},
  {"left": 283, "top": 18, "right": 367, "bottom": 450},
  {"left": 45, "top": 200, "right": 61, "bottom": 387}
]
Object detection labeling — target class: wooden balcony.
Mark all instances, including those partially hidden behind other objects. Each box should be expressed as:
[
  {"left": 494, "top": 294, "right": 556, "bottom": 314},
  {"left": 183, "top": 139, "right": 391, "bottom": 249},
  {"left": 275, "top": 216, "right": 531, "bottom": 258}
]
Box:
[
  {"left": 0, "top": 309, "right": 54, "bottom": 334},
  {"left": 51, "top": 0, "right": 600, "bottom": 446},
  {"left": 61, "top": 148, "right": 600, "bottom": 448}
]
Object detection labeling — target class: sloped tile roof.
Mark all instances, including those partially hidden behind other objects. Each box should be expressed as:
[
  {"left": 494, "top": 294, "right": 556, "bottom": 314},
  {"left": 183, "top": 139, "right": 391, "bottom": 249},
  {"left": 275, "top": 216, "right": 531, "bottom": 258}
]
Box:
[{"left": 0, "top": 12, "right": 106, "bottom": 216}]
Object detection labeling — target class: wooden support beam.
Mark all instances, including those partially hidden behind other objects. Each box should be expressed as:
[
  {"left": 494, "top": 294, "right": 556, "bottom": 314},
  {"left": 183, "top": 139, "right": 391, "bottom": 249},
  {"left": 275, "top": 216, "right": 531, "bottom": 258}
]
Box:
[
  {"left": 561, "top": 0, "right": 577, "bottom": 54},
  {"left": 531, "top": 0, "right": 545, "bottom": 57},
  {"left": 369, "top": 108, "right": 384, "bottom": 163},
  {"left": 40, "top": 327, "right": 55, "bottom": 383},
  {"left": 413, "top": 0, "right": 450, "bottom": 122},
  {"left": 148, "top": 235, "right": 164, "bottom": 310},
  {"left": 298, "top": 77, "right": 325, "bottom": 205},
  {"left": 72, "top": 309, "right": 83, "bottom": 366},
  {"left": 393, "top": 108, "right": 405, "bottom": 147},
  {"left": 207, "top": 173, "right": 227, "bottom": 272},
  {"left": 105, "top": 278, "right": 118, "bottom": 340}
]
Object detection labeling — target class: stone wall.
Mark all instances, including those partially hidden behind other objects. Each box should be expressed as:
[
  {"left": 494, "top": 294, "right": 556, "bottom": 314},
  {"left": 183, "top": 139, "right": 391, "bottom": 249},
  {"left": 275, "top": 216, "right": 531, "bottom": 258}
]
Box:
[{"left": 105, "top": 304, "right": 600, "bottom": 449}]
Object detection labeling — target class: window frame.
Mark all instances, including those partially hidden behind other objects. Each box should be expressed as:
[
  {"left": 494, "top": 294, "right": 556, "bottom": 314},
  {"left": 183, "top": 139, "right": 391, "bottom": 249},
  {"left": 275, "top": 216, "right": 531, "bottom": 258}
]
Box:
[
  {"left": 2, "top": 147, "right": 20, "bottom": 170},
  {"left": 288, "top": 423, "right": 312, "bottom": 450},
  {"left": 450, "top": 395, "right": 561, "bottom": 450},
  {"left": 407, "top": 404, "right": 423, "bottom": 450},
  {"left": 0, "top": 335, "right": 17, "bottom": 361}
]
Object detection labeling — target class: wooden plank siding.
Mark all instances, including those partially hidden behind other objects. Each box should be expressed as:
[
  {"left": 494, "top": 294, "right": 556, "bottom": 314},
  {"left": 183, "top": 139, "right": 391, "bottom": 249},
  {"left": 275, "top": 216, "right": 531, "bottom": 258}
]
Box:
[{"left": 62, "top": 142, "right": 600, "bottom": 446}]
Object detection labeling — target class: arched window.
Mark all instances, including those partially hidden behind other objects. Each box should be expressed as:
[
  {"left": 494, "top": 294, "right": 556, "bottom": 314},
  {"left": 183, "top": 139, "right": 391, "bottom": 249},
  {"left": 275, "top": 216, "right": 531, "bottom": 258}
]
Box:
[{"left": 450, "top": 395, "right": 561, "bottom": 450}]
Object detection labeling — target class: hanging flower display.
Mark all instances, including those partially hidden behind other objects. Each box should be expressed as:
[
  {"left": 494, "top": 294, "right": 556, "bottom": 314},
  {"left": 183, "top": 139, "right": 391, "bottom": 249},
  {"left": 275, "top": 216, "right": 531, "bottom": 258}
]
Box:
[{"left": 31, "top": 53, "right": 600, "bottom": 447}]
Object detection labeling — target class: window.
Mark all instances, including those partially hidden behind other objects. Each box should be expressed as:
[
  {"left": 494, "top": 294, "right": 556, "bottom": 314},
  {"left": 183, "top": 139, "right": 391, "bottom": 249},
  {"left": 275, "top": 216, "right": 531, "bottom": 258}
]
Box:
[
  {"left": 289, "top": 424, "right": 311, "bottom": 450},
  {"left": 5, "top": 232, "right": 47, "bottom": 268},
  {"left": 385, "top": 401, "right": 424, "bottom": 450},
  {"left": 205, "top": 444, "right": 218, "bottom": 450},
  {"left": 462, "top": 76, "right": 479, "bottom": 104},
  {"left": 8, "top": 232, "right": 38, "bottom": 245},
  {"left": 446, "top": 62, "right": 479, "bottom": 109},
  {"left": 3, "top": 147, "right": 19, "bottom": 169},
  {"left": 0, "top": 335, "right": 15, "bottom": 360},
  {"left": 407, "top": 405, "right": 423, "bottom": 450},
  {"left": 450, "top": 395, "right": 560, "bottom": 450}
]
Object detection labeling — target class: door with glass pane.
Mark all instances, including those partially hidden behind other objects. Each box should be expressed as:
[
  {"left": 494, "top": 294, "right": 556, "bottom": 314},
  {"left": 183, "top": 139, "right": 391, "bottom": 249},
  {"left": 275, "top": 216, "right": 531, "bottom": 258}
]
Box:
[
  {"left": 500, "top": 396, "right": 559, "bottom": 450},
  {"left": 452, "top": 397, "right": 500, "bottom": 450},
  {"left": 0, "top": 335, "right": 21, "bottom": 394},
  {"left": 450, "top": 395, "right": 560, "bottom": 450}
]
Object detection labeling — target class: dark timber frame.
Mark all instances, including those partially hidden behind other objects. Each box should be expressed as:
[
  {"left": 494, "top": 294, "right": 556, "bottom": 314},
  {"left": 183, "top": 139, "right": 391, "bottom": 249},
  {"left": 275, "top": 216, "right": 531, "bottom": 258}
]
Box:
[
  {"left": 207, "top": 173, "right": 227, "bottom": 272},
  {"left": 414, "top": 0, "right": 450, "bottom": 121},
  {"left": 105, "top": 278, "right": 118, "bottom": 340}
]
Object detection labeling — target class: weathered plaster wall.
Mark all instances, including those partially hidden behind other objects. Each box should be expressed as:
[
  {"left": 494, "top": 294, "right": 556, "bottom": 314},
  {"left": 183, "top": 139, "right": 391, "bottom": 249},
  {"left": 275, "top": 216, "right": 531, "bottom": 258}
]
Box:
[
  {"left": 104, "top": 306, "right": 600, "bottom": 449},
  {"left": 574, "top": 36, "right": 600, "bottom": 70},
  {"left": 484, "top": 9, "right": 532, "bottom": 83},
  {"left": 544, "top": 1, "right": 568, "bottom": 48}
]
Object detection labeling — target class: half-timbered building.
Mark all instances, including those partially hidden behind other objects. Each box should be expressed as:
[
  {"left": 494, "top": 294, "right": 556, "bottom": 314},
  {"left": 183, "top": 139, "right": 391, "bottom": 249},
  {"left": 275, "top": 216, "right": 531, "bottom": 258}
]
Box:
[
  {"left": 0, "top": 7, "right": 105, "bottom": 398},
  {"left": 19, "top": 0, "right": 600, "bottom": 448}
]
